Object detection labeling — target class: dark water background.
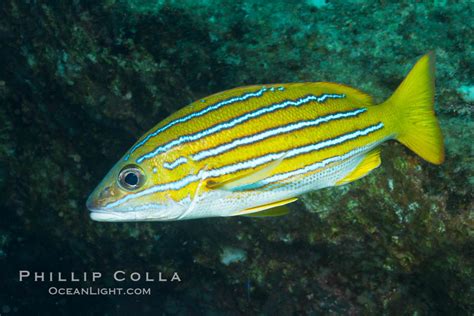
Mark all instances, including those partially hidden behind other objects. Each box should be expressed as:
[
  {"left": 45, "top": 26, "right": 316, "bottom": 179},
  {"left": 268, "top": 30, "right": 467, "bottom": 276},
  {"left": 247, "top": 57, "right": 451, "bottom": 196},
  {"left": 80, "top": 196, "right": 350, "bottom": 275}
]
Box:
[{"left": 0, "top": 0, "right": 472, "bottom": 315}]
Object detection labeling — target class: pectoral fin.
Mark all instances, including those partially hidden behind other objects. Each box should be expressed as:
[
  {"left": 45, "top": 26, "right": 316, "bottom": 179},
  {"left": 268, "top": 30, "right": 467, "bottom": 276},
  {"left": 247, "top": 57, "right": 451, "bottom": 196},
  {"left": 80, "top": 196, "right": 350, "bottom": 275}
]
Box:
[
  {"left": 207, "top": 155, "right": 285, "bottom": 191},
  {"left": 336, "top": 149, "right": 381, "bottom": 185},
  {"left": 232, "top": 197, "right": 297, "bottom": 217}
]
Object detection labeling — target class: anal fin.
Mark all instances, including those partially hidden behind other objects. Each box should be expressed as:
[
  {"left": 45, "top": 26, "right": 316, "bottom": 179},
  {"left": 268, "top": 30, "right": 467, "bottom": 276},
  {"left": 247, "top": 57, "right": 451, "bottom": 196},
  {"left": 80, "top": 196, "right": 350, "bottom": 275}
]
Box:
[
  {"left": 243, "top": 205, "right": 290, "bottom": 217},
  {"left": 336, "top": 149, "right": 381, "bottom": 185},
  {"left": 232, "top": 197, "right": 297, "bottom": 217}
]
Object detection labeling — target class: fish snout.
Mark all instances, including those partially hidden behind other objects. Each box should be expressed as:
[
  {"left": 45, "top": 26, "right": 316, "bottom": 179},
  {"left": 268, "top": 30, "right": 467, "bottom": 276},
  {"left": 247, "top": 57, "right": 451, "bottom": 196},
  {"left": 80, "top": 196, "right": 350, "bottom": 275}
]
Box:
[
  {"left": 86, "top": 192, "right": 100, "bottom": 211},
  {"left": 86, "top": 186, "right": 115, "bottom": 211}
]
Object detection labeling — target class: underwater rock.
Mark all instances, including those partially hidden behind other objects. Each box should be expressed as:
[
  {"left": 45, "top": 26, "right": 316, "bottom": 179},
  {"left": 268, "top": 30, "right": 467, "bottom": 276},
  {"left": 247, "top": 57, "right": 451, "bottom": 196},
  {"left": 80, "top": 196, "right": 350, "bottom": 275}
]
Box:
[
  {"left": 0, "top": 0, "right": 472, "bottom": 314},
  {"left": 457, "top": 85, "right": 474, "bottom": 103},
  {"left": 220, "top": 247, "right": 247, "bottom": 266}
]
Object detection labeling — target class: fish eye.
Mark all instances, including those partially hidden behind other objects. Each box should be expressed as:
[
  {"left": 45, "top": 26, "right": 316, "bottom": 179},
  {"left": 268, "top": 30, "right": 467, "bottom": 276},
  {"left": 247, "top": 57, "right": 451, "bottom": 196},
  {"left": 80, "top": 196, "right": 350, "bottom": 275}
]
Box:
[{"left": 118, "top": 165, "right": 145, "bottom": 191}]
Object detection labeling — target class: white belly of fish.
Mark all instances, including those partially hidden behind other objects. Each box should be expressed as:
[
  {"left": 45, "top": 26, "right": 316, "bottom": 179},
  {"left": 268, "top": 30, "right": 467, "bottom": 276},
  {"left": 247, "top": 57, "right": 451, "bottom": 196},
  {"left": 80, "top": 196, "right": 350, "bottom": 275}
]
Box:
[{"left": 181, "top": 153, "right": 366, "bottom": 219}]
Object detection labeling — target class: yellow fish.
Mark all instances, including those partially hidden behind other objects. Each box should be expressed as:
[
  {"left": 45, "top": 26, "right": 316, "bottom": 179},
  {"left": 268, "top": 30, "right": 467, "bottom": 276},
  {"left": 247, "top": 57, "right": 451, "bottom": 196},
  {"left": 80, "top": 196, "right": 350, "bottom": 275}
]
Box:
[{"left": 87, "top": 53, "right": 444, "bottom": 222}]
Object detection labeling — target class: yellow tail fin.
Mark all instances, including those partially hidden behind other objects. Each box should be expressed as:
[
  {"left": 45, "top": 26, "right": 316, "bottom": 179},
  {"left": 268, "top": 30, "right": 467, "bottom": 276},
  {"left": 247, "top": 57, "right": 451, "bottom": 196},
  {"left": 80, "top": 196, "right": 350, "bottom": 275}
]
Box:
[{"left": 384, "top": 52, "right": 444, "bottom": 164}]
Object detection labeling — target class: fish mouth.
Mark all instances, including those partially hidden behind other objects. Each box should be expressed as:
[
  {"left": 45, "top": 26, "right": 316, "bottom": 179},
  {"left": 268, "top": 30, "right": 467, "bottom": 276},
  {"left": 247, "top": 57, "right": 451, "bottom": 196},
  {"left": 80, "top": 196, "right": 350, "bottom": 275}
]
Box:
[
  {"left": 86, "top": 191, "right": 136, "bottom": 221},
  {"left": 88, "top": 201, "right": 185, "bottom": 222},
  {"left": 89, "top": 210, "right": 182, "bottom": 222},
  {"left": 87, "top": 190, "right": 189, "bottom": 222},
  {"left": 90, "top": 210, "right": 143, "bottom": 222},
  {"left": 90, "top": 211, "right": 126, "bottom": 222}
]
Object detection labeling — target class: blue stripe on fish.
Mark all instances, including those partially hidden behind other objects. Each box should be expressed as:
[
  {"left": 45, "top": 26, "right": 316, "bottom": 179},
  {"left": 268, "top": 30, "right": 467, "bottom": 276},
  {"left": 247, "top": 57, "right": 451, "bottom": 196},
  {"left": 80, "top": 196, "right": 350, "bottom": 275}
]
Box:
[
  {"left": 235, "top": 144, "right": 377, "bottom": 191},
  {"left": 124, "top": 87, "right": 270, "bottom": 161},
  {"left": 163, "top": 157, "right": 188, "bottom": 170},
  {"left": 136, "top": 93, "right": 346, "bottom": 164},
  {"left": 105, "top": 122, "right": 382, "bottom": 209},
  {"left": 207, "top": 122, "right": 383, "bottom": 177},
  {"left": 189, "top": 108, "right": 367, "bottom": 162}
]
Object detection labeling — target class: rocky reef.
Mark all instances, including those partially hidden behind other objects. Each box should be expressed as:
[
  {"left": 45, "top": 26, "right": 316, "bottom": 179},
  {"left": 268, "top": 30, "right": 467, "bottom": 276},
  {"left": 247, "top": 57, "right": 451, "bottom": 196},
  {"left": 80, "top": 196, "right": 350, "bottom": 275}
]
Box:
[{"left": 0, "top": 0, "right": 472, "bottom": 314}]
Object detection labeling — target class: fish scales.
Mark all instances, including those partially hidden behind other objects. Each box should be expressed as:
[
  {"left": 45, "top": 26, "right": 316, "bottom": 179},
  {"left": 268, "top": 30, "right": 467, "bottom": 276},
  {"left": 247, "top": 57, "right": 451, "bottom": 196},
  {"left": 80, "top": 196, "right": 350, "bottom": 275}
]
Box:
[
  {"left": 87, "top": 53, "right": 444, "bottom": 221},
  {"left": 133, "top": 83, "right": 383, "bottom": 199}
]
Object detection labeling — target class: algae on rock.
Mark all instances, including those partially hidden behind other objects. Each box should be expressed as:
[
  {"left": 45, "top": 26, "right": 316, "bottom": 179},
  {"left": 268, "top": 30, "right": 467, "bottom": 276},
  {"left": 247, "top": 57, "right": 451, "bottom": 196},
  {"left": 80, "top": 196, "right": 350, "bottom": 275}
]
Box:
[{"left": 0, "top": 0, "right": 472, "bottom": 314}]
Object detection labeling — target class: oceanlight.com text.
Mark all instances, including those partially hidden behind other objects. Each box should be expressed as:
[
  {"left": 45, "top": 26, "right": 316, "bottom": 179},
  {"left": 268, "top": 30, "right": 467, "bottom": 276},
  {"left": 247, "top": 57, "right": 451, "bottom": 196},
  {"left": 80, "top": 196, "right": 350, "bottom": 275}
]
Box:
[{"left": 48, "top": 286, "right": 152, "bottom": 296}]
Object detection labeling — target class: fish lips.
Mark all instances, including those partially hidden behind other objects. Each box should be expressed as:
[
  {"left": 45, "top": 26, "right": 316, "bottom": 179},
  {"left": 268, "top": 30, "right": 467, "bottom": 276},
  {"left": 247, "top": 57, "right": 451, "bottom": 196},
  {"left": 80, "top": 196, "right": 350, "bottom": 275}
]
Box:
[
  {"left": 89, "top": 210, "right": 144, "bottom": 222},
  {"left": 89, "top": 209, "right": 183, "bottom": 222},
  {"left": 87, "top": 197, "right": 184, "bottom": 222}
]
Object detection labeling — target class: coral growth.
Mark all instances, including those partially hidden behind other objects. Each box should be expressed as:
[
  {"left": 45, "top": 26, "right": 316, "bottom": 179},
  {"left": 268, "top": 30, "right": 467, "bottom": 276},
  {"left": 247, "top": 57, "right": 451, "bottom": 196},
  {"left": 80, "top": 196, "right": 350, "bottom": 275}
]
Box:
[{"left": 0, "top": 0, "right": 472, "bottom": 314}]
